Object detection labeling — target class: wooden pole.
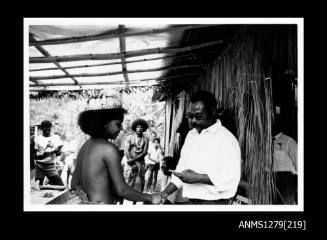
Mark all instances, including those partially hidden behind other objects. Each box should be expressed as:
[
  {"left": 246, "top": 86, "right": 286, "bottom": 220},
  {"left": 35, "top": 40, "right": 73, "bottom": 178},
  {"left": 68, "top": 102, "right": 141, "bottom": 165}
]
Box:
[
  {"left": 29, "top": 52, "right": 212, "bottom": 72},
  {"left": 29, "top": 77, "right": 200, "bottom": 90},
  {"left": 29, "top": 40, "right": 223, "bottom": 63},
  {"left": 118, "top": 25, "right": 129, "bottom": 83},
  {"left": 30, "top": 73, "right": 199, "bottom": 87},
  {"left": 30, "top": 64, "right": 205, "bottom": 81}
]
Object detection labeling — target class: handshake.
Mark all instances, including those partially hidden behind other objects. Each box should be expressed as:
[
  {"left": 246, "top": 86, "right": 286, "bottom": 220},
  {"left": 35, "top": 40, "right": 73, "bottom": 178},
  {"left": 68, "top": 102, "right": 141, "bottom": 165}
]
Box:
[{"left": 148, "top": 192, "right": 169, "bottom": 205}]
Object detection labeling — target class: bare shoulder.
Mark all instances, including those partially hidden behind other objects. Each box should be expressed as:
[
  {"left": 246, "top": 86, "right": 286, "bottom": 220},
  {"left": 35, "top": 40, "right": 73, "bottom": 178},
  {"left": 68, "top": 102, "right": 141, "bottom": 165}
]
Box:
[
  {"left": 125, "top": 134, "right": 135, "bottom": 144},
  {"left": 124, "top": 134, "right": 131, "bottom": 141},
  {"left": 101, "top": 141, "right": 120, "bottom": 161},
  {"left": 95, "top": 139, "right": 118, "bottom": 151},
  {"left": 83, "top": 139, "right": 118, "bottom": 157}
]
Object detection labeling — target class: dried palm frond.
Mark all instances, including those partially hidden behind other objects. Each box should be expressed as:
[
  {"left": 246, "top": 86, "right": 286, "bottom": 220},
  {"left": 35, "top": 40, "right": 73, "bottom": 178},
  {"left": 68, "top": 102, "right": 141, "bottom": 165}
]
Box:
[
  {"left": 193, "top": 27, "right": 278, "bottom": 204},
  {"left": 164, "top": 26, "right": 296, "bottom": 204}
]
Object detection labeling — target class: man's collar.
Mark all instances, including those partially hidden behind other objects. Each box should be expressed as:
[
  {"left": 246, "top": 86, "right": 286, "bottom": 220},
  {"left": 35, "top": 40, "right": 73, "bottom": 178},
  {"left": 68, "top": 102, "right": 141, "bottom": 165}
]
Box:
[
  {"left": 273, "top": 132, "right": 283, "bottom": 140},
  {"left": 190, "top": 119, "right": 222, "bottom": 135},
  {"left": 203, "top": 119, "right": 221, "bottom": 133}
]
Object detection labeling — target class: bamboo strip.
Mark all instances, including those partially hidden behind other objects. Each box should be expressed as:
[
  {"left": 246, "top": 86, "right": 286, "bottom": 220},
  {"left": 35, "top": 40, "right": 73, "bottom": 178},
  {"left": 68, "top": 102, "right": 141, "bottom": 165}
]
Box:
[
  {"left": 29, "top": 52, "right": 210, "bottom": 72},
  {"left": 30, "top": 40, "right": 223, "bottom": 63},
  {"left": 30, "top": 64, "right": 205, "bottom": 81},
  {"left": 30, "top": 73, "right": 199, "bottom": 87}
]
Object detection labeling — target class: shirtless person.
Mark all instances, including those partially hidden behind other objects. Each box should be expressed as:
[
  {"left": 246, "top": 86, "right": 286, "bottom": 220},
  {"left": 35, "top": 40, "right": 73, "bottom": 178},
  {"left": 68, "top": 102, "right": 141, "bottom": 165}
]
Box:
[
  {"left": 71, "top": 94, "right": 161, "bottom": 204},
  {"left": 123, "top": 119, "right": 149, "bottom": 195}
]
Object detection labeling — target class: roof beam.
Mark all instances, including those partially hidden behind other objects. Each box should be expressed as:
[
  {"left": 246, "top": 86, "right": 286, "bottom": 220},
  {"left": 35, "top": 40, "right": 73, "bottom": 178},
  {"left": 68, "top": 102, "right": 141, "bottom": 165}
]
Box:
[
  {"left": 30, "top": 52, "right": 217, "bottom": 72},
  {"left": 118, "top": 25, "right": 129, "bottom": 83},
  {"left": 30, "top": 64, "right": 205, "bottom": 81},
  {"left": 30, "top": 40, "right": 223, "bottom": 63},
  {"left": 30, "top": 73, "right": 199, "bottom": 87},
  {"left": 30, "top": 77, "right": 199, "bottom": 89},
  {"left": 29, "top": 34, "right": 79, "bottom": 86},
  {"left": 29, "top": 25, "right": 212, "bottom": 46}
]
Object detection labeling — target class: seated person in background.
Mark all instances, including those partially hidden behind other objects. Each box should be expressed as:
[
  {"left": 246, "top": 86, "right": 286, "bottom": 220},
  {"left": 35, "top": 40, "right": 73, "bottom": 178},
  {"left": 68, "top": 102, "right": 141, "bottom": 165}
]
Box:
[
  {"left": 144, "top": 137, "right": 163, "bottom": 193},
  {"left": 34, "top": 120, "right": 64, "bottom": 186},
  {"left": 71, "top": 93, "right": 161, "bottom": 204}
]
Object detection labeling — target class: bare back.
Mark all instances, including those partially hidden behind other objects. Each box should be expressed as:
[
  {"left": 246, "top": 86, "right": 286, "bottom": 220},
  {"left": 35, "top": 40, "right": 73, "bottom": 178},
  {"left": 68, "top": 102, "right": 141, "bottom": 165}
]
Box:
[{"left": 73, "top": 138, "right": 120, "bottom": 204}]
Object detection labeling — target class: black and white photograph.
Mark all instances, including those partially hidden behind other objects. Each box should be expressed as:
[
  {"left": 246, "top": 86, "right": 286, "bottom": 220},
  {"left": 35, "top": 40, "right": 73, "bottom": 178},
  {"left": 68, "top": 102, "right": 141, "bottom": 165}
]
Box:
[{"left": 24, "top": 18, "right": 303, "bottom": 213}]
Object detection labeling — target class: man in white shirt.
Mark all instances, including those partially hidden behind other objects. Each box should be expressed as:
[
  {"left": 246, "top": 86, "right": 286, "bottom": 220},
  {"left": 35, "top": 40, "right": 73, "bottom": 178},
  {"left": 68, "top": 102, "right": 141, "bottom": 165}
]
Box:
[
  {"left": 34, "top": 120, "right": 64, "bottom": 186},
  {"left": 272, "top": 115, "right": 297, "bottom": 204},
  {"left": 160, "top": 91, "right": 241, "bottom": 204}
]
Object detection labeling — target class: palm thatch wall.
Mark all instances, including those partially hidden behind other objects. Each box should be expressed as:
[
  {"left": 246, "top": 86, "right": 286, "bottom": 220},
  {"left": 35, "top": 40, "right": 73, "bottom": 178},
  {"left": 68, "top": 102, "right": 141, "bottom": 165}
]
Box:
[
  {"left": 164, "top": 25, "right": 297, "bottom": 204},
  {"left": 164, "top": 90, "right": 189, "bottom": 157}
]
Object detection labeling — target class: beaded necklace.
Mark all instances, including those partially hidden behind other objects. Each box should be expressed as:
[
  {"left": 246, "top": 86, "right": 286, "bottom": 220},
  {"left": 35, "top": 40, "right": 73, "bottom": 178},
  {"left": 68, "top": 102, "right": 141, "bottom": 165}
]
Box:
[{"left": 134, "top": 134, "right": 144, "bottom": 153}]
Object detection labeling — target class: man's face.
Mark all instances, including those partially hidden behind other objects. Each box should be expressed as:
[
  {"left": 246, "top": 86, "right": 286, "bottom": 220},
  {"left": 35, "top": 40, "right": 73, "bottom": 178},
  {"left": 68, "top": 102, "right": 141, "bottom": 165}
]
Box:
[
  {"left": 186, "top": 101, "right": 215, "bottom": 133},
  {"left": 106, "top": 119, "right": 123, "bottom": 139},
  {"left": 41, "top": 126, "right": 52, "bottom": 137},
  {"left": 150, "top": 133, "right": 157, "bottom": 141},
  {"left": 272, "top": 118, "right": 282, "bottom": 136},
  {"left": 136, "top": 125, "right": 143, "bottom": 134}
]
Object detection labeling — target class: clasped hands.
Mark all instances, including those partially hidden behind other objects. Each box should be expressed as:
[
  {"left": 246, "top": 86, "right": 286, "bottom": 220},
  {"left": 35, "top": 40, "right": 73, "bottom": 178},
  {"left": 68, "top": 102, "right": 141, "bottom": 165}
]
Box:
[
  {"left": 149, "top": 192, "right": 168, "bottom": 204},
  {"left": 150, "top": 193, "right": 163, "bottom": 204},
  {"left": 148, "top": 169, "right": 200, "bottom": 204}
]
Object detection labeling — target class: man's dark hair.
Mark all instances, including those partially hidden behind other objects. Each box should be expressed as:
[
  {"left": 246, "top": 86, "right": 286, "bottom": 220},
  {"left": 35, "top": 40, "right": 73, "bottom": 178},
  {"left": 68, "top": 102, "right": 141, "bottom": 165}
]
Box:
[
  {"left": 190, "top": 90, "right": 218, "bottom": 112},
  {"left": 40, "top": 120, "right": 52, "bottom": 129},
  {"left": 131, "top": 118, "right": 148, "bottom": 132},
  {"left": 78, "top": 108, "right": 127, "bottom": 138},
  {"left": 272, "top": 114, "right": 284, "bottom": 135},
  {"left": 161, "top": 156, "right": 177, "bottom": 176}
]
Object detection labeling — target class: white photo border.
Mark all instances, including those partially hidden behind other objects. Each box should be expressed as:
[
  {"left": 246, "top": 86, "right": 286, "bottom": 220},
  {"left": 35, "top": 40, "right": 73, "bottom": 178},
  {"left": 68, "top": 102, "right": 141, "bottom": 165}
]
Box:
[{"left": 24, "top": 17, "right": 304, "bottom": 212}]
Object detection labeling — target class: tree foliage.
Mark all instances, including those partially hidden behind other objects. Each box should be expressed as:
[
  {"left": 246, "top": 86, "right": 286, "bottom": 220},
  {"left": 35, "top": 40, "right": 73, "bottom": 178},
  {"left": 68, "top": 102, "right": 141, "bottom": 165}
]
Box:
[{"left": 30, "top": 86, "right": 166, "bottom": 144}]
